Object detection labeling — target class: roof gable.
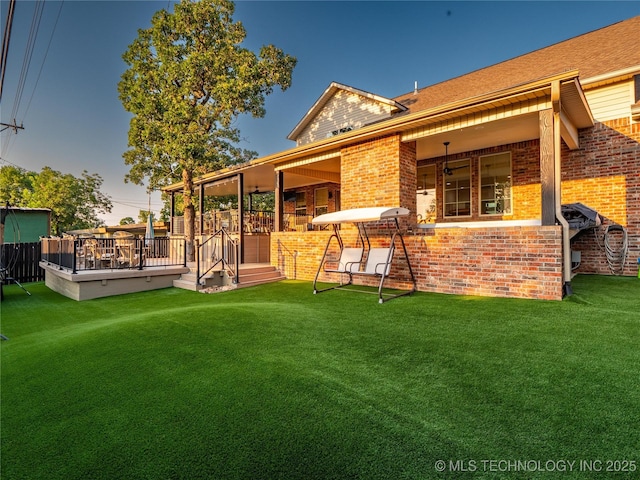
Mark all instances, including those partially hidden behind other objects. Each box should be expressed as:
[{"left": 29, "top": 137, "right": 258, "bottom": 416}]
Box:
[{"left": 288, "top": 82, "right": 406, "bottom": 145}]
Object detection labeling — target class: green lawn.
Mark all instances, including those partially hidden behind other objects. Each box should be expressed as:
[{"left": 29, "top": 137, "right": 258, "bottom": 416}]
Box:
[{"left": 1, "top": 276, "right": 639, "bottom": 479}]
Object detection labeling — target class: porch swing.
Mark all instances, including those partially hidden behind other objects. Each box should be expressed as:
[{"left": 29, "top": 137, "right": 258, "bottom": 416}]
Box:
[{"left": 312, "top": 207, "right": 417, "bottom": 303}]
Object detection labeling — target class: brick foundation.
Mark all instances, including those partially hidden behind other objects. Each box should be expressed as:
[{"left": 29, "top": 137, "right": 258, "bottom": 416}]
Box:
[{"left": 272, "top": 225, "right": 564, "bottom": 301}]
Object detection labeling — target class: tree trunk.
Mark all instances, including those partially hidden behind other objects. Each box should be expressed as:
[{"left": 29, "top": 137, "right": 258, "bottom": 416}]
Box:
[{"left": 182, "top": 168, "right": 196, "bottom": 262}]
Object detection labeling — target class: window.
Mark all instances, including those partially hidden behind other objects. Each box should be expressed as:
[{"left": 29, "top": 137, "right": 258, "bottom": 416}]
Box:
[
  {"left": 443, "top": 159, "right": 471, "bottom": 217},
  {"left": 295, "top": 192, "right": 306, "bottom": 225},
  {"left": 315, "top": 188, "right": 328, "bottom": 217},
  {"left": 480, "top": 152, "right": 512, "bottom": 215},
  {"left": 416, "top": 164, "right": 436, "bottom": 223}
]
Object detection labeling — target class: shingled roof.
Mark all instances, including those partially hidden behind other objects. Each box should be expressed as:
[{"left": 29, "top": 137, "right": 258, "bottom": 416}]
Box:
[{"left": 394, "top": 16, "right": 640, "bottom": 114}]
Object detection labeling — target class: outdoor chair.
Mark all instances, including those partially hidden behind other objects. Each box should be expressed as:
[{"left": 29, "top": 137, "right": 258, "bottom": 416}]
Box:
[
  {"left": 323, "top": 247, "right": 363, "bottom": 274},
  {"left": 114, "top": 231, "right": 139, "bottom": 268}
]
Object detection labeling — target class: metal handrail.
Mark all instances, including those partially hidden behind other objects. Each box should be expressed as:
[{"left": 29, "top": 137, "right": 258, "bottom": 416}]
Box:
[
  {"left": 196, "top": 228, "right": 239, "bottom": 286},
  {"left": 276, "top": 239, "right": 297, "bottom": 280}
]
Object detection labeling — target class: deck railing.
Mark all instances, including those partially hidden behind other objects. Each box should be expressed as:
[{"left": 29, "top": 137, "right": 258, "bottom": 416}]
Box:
[
  {"left": 172, "top": 211, "right": 321, "bottom": 235},
  {"left": 41, "top": 236, "right": 187, "bottom": 273}
]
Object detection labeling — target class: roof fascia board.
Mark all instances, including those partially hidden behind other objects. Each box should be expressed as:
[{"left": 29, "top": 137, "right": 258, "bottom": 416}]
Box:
[
  {"left": 581, "top": 65, "right": 640, "bottom": 88},
  {"left": 274, "top": 149, "right": 340, "bottom": 171},
  {"left": 561, "top": 77, "right": 595, "bottom": 128}
]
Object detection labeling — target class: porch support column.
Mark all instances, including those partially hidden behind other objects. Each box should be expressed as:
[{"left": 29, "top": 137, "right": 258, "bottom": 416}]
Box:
[
  {"left": 275, "top": 170, "right": 284, "bottom": 232},
  {"left": 539, "top": 109, "right": 556, "bottom": 226},
  {"left": 552, "top": 80, "right": 573, "bottom": 295},
  {"left": 237, "top": 172, "right": 244, "bottom": 263},
  {"left": 199, "top": 183, "right": 204, "bottom": 235},
  {"left": 170, "top": 192, "right": 175, "bottom": 234}
]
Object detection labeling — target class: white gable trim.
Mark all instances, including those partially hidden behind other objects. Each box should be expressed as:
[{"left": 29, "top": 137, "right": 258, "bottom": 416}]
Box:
[{"left": 287, "top": 82, "right": 407, "bottom": 142}]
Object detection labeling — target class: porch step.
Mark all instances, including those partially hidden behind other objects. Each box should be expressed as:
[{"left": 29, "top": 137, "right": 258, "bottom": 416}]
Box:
[
  {"left": 235, "top": 264, "right": 286, "bottom": 289},
  {"left": 172, "top": 263, "right": 284, "bottom": 292},
  {"left": 172, "top": 271, "right": 205, "bottom": 291}
]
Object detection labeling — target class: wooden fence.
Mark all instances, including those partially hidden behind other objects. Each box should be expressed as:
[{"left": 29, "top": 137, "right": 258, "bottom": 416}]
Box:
[{"left": 1, "top": 242, "right": 44, "bottom": 283}]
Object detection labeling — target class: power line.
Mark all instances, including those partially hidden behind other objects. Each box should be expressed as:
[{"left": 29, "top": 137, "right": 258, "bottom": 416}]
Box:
[
  {"left": 0, "top": 154, "right": 24, "bottom": 169},
  {"left": 111, "top": 199, "right": 164, "bottom": 210},
  {"left": 0, "top": 0, "right": 17, "bottom": 103},
  {"left": 1, "top": 1, "right": 64, "bottom": 161},
  {"left": 22, "top": 0, "right": 64, "bottom": 119},
  {"left": 11, "top": 0, "right": 46, "bottom": 121}
]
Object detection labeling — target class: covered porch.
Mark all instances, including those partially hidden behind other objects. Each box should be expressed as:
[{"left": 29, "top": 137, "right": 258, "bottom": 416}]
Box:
[{"left": 164, "top": 71, "right": 594, "bottom": 300}]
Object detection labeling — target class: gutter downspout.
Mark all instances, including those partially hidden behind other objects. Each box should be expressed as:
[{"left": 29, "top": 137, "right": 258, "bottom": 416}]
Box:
[{"left": 552, "top": 81, "right": 573, "bottom": 296}]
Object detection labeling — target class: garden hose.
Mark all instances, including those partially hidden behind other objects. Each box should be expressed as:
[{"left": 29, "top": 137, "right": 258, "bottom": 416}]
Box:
[{"left": 601, "top": 224, "right": 628, "bottom": 275}]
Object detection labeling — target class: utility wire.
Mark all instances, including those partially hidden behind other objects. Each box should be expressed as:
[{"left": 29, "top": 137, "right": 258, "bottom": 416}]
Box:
[
  {"left": 1, "top": 1, "right": 63, "bottom": 161},
  {"left": 11, "top": 0, "right": 46, "bottom": 121},
  {"left": 0, "top": 154, "right": 24, "bottom": 169},
  {"left": 0, "top": 0, "right": 17, "bottom": 103},
  {"left": 22, "top": 0, "right": 64, "bottom": 119}
]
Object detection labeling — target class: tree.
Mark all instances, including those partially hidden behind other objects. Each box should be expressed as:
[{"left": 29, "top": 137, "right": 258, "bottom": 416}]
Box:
[
  {"left": 0, "top": 166, "right": 112, "bottom": 235},
  {"left": 0, "top": 165, "right": 32, "bottom": 206},
  {"left": 120, "top": 217, "right": 136, "bottom": 225},
  {"left": 138, "top": 210, "right": 151, "bottom": 223},
  {"left": 118, "top": 0, "right": 296, "bottom": 258}
]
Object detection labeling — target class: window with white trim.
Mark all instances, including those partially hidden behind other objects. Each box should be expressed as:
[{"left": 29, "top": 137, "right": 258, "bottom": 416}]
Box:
[
  {"left": 443, "top": 159, "right": 471, "bottom": 217},
  {"left": 480, "top": 152, "right": 512, "bottom": 215}
]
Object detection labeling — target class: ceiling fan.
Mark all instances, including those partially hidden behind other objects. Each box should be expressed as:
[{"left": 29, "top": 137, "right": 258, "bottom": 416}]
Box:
[{"left": 442, "top": 141, "right": 468, "bottom": 176}]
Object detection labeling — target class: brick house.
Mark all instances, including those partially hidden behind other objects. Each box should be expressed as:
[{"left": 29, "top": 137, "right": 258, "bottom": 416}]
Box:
[{"left": 165, "top": 16, "right": 640, "bottom": 300}]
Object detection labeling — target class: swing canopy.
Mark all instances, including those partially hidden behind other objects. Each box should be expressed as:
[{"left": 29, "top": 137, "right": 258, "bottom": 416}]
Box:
[{"left": 312, "top": 207, "right": 410, "bottom": 225}]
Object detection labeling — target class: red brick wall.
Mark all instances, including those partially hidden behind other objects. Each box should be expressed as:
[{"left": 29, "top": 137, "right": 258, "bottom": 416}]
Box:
[
  {"left": 341, "top": 135, "right": 414, "bottom": 210},
  {"left": 563, "top": 119, "right": 640, "bottom": 276},
  {"left": 271, "top": 226, "right": 564, "bottom": 301}
]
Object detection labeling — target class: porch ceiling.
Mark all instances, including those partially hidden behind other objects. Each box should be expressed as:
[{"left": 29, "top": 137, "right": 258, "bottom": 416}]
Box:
[
  {"left": 200, "top": 157, "right": 341, "bottom": 196},
  {"left": 280, "top": 157, "right": 341, "bottom": 189},
  {"left": 415, "top": 113, "right": 540, "bottom": 159},
  {"left": 202, "top": 163, "right": 275, "bottom": 196},
  {"left": 411, "top": 77, "right": 593, "bottom": 159}
]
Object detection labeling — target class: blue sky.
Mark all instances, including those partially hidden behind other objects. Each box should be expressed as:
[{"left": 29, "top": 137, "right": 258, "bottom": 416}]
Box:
[{"left": 1, "top": 0, "right": 639, "bottom": 226}]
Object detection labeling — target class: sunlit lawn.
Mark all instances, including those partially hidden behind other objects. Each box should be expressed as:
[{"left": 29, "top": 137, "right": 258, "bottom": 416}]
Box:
[{"left": 1, "top": 276, "right": 639, "bottom": 479}]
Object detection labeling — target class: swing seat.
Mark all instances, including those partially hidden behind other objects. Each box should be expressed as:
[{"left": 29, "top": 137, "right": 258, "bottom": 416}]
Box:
[
  {"left": 324, "top": 247, "right": 363, "bottom": 273},
  {"left": 358, "top": 247, "right": 393, "bottom": 276}
]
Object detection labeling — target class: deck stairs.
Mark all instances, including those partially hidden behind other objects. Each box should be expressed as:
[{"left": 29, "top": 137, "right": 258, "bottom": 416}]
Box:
[{"left": 173, "top": 263, "right": 285, "bottom": 292}]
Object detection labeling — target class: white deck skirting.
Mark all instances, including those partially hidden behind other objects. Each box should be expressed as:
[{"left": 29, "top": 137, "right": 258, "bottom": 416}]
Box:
[{"left": 40, "top": 261, "right": 189, "bottom": 301}]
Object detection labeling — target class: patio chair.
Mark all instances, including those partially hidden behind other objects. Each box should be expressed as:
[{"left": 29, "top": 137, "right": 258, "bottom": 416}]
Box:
[
  {"left": 114, "top": 231, "right": 137, "bottom": 268},
  {"left": 83, "top": 239, "right": 98, "bottom": 269}
]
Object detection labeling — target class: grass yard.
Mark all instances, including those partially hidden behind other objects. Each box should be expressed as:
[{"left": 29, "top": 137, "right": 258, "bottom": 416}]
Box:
[{"left": 1, "top": 276, "right": 639, "bottom": 479}]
